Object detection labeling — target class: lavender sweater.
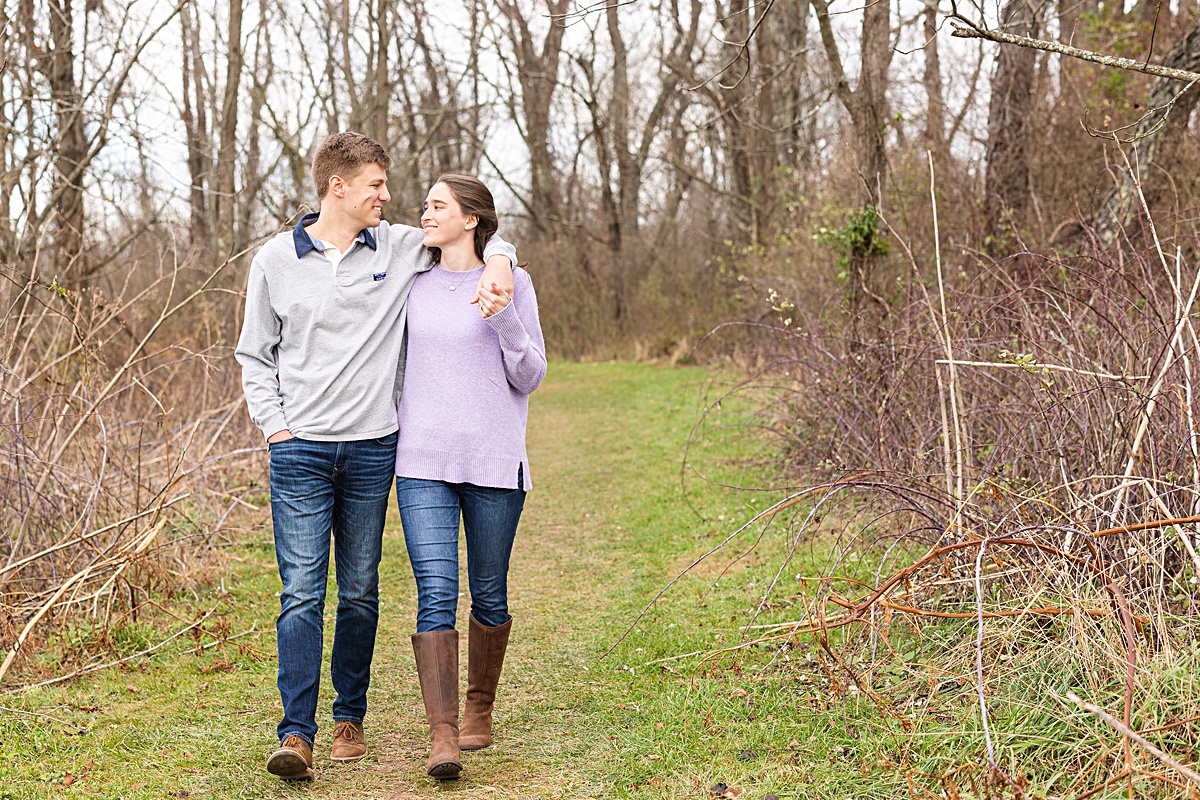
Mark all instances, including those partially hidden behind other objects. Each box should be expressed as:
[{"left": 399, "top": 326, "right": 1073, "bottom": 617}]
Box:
[{"left": 395, "top": 265, "right": 546, "bottom": 490}]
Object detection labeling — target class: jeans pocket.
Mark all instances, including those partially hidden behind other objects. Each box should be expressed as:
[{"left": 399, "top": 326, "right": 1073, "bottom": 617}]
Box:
[{"left": 374, "top": 431, "right": 399, "bottom": 447}]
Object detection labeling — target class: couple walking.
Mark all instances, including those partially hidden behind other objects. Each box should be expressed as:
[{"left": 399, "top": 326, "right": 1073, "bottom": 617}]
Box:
[{"left": 234, "top": 132, "right": 546, "bottom": 782}]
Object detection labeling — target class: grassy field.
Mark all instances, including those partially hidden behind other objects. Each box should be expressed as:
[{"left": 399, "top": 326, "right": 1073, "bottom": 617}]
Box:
[{"left": 3, "top": 362, "right": 1194, "bottom": 799}]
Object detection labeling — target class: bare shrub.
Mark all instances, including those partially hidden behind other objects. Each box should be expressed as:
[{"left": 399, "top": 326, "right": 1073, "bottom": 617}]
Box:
[
  {"left": 666, "top": 182, "right": 1200, "bottom": 794},
  {"left": 523, "top": 224, "right": 742, "bottom": 361},
  {"left": 0, "top": 244, "right": 262, "bottom": 688}
]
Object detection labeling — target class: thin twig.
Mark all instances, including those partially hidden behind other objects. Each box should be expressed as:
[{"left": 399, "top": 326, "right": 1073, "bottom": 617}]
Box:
[{"left": 1065, "top": 692, "right": 1200, "bottom": 787}]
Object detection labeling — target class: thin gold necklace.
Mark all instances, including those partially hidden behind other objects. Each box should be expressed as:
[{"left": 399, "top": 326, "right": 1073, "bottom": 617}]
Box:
[{"left": 442, "top": 264, "right": 482, "bottom": 291}]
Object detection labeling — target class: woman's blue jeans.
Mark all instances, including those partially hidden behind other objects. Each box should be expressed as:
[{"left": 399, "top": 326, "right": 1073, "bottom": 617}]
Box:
[
  {"left": 268, "top": 433, "right": 396, "bottom": 746},
  {"left": 395, "top": 469, "right": 526, "bottom": 632}
]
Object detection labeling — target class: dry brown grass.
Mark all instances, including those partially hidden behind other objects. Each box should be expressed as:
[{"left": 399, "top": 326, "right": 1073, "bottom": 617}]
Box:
[{"left": 0, "top": 242, "right": 264, "bottom": 687}]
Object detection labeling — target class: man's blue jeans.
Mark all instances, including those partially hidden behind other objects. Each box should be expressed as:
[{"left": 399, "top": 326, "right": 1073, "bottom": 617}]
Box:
[
  {"left": 269, "top": 433, "right": 396, "bottom": 746},
  {"left": 395, "top": 468, "right": 526, "bottom": 632}
]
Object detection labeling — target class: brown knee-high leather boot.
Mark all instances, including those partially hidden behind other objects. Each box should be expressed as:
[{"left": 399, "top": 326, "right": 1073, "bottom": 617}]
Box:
[
  {"left": 411, "top": 630, "right": 462, "bottom": 780},
  {"left": 459, "top": 613, "right": 513, "bottom": 751}
]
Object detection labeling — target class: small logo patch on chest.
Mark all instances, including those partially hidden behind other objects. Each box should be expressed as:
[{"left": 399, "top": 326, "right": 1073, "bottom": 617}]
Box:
[{"left": 373, "top": 273, "right": 387, "bottom": 281}]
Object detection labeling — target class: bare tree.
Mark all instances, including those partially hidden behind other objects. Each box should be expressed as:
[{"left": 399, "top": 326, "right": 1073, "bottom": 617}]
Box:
[
  {"left": 951, "top": 2, "right": 1200, "bottom": 246},
  {"left": 387, "top": 0, "right": 484, "bottom": 216},
  {"left": 237, "top": 0, "right": 276, "bottom": 253},
  {"left": 923, "top": 0, "right": 946, "bottom": 153},
  {"left": 496, "top": 0, "right": 571, "bottom": 232},
  {"left": 811, "top": 0, "right": 893, "bottom": 206},
  {"left": 0, "top": 3, "right": 16, "bottom": 261},
  {"left": 42, "top": 0, "right": 88, "bottom": 279},
  {"left": 983, "top": 0, "right": 1043, "bottom": 240},
  {"left": 602, "top": 0, "right": 701, "bottom": 252},
  {"left": 180, "top": 0, "right": 211, "bottom": 251},
  {"left": 12, "top": 1, "right": 182, "bottom": 284},
  {"left": 214, "top": 0, "right": 244, "bottom": 257},
  {"left": 776, "top": 0, "right": 815, "bottom": 173},
  {"left": 1092, "top": 18, "right": 1200, "bottom": 243}
]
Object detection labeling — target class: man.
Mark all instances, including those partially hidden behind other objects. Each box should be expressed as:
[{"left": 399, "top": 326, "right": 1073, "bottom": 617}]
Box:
[{"left": 235, "top": 132, "right": 514, "bottom": 781}]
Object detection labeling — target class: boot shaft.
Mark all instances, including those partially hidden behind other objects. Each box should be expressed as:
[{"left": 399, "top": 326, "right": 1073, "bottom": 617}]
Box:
[
  {"left": 461, "top": 613, "right": 513, "bottom": 750},
  {"left": 465, "top": 613, "right": 512, "bottom": 707},
  {"left": 411, "top": 629, "right": 462, "bottom": 779}
]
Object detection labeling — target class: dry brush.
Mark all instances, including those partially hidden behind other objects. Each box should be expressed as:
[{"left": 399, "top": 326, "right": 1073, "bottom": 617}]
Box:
[
  {"left": 0, "top": 245, "right": 264, "bottom": 690},
  {"left": 668, "top": 164, "right": 1200, "bottom": 797}
]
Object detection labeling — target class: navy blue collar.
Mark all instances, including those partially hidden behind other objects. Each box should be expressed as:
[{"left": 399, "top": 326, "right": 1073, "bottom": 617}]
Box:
[{"left": 292, "top": 212, "right": 378, "bottom": 259}]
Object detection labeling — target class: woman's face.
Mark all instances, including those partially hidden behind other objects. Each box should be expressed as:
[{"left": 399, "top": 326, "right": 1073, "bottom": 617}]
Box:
[{"left": 421, "top": 182, "right": 475, "bottom": 249}]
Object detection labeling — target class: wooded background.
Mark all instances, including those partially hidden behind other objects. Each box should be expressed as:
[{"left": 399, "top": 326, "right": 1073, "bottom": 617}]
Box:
[
  {"left": 9, "top": 0, "right": 1200, "bottom": 675},
  {"left": 11, "top": 9, "right": 1200, "bottom": 792},
  {"left": 9, "top": 0, "right": 1200, "bottom": 355}
]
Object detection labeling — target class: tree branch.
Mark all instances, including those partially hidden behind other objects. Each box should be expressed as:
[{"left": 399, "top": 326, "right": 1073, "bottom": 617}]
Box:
[
  {"left": 811, "top": 0, "right": 854, "bottom": 108},
  {"left": 949, "top": 18, "right": 1200, "bottom": 83}
]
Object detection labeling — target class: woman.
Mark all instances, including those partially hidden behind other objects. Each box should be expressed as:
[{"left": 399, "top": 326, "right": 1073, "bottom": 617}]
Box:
[{"left": 394, "top": 174, "right": 546, "bottom": 780}]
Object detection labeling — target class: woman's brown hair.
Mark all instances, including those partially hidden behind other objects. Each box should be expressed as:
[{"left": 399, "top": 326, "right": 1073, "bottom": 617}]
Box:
[{"left": 431, "top": 174, "right": 498, "bottom": 262}]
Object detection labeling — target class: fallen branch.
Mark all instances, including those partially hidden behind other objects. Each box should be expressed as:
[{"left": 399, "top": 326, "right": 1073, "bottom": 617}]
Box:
[
  {"left": 1066, "top": 692, "right": 1200, "bottom": 788},
  {"left": 0, "top": 611, "right": 266, "bottom": 694},
  {"left": 0, "top": 704, "right": 80, "bottom": 727}
]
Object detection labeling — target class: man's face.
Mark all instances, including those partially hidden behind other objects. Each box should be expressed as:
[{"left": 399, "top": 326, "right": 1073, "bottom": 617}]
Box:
[{"left": 339, "top": 163, "right": 390, "bottom": 229}]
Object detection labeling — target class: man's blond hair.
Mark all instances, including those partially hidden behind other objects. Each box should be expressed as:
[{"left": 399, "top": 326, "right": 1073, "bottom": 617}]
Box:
[{"left": 312, "top": 132, "right": 391, "bottom": 199}]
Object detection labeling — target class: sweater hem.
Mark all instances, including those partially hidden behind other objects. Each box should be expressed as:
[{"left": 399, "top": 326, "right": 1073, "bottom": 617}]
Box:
[
  {"left": 395, "top": 448, "right": 532, "bottom": 490},
  {"left": 294, "top": 424, "right": 399, "bottom": 443}
]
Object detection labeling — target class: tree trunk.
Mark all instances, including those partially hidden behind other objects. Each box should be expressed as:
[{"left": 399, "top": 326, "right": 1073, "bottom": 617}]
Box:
[
  {"left": 17, "top": 0, "right": 38, "bottom": 254},
  {"left": 0, "top": 4, "right": 13, "bottom": 262},
  {"left": 606, "top": 3, "right": 638, "bottom": 244},
  {"left": 778, "top": 0, "right": 812, "bottom": 171},
  {"left": 853, "top": 0, "right": 891, "bottom": 205},
  {"left": 238, "top": 6, "right": 272, "bottom": 254},
  {"left": 574, "top": 51, "right": 621, "bottom": 253},
  {"left": 751, "top": 0, "right": 777, "bottom": 235},
  {"left": 336, "top": 0, "right": 362, "bottom": 130},
  {"left": 464, "top": 0, "right": 484, "bottom": 172},
  {"left": 923, "top": 0, "right": 946, "bottom": 153},
  {"left": 215, "top": 0, "right": 244, "bottom": 257},
  {"left": 370, "top": 0, "right": 389, "bottom": 148},
  {"left": 500, "top": 0, "right": 571, "bottom": 233},
  {"left": 984, "top": 0, "right": 1041, "bottom": 239},
  {"left": 180, "top": 1, "right": 210, "bottom": 251},
  {"left": 813, "top": 0, "right": 892, "bottom": 206},
  {"left": 46, "top": 0, "right": 88, "bottom": 282},
  {"left": 718, "top": 0, "right": 755, "bottom": 234}
]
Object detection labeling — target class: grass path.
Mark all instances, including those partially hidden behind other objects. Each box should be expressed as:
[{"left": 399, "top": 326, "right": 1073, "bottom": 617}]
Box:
[
  {"left": 12, "top": 362, "right": 1182, "bottom": 800},
  {"left": 3, "top": 362, "right": 818, "bottom": 799}
]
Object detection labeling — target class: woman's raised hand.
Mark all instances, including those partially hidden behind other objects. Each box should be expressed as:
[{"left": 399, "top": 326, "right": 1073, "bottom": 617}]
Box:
[{"left": 473, "top": 282, "right": 513, "bottom": 319}]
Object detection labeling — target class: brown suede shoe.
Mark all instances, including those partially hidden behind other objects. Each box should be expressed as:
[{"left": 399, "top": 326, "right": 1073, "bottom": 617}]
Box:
[
  {"left": 330, "top": 720, "right": 368, "bottom": 763},
  {"left": 267, "top": 734, "right": 314, "bottom": 780}
]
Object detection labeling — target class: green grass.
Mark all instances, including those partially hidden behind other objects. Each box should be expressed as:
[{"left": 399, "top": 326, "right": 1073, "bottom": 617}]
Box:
[{"left": 3, "top": 362, "right": 1198, "bottom": 799}]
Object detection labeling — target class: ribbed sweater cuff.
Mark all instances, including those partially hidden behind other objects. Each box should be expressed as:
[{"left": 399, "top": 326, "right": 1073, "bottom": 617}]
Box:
[
  {"left": 484, "top": 301, "right": 528, "bottom": 348},
  {"left": 259, "top": 413, "right": 289, "bottom": 441}
]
